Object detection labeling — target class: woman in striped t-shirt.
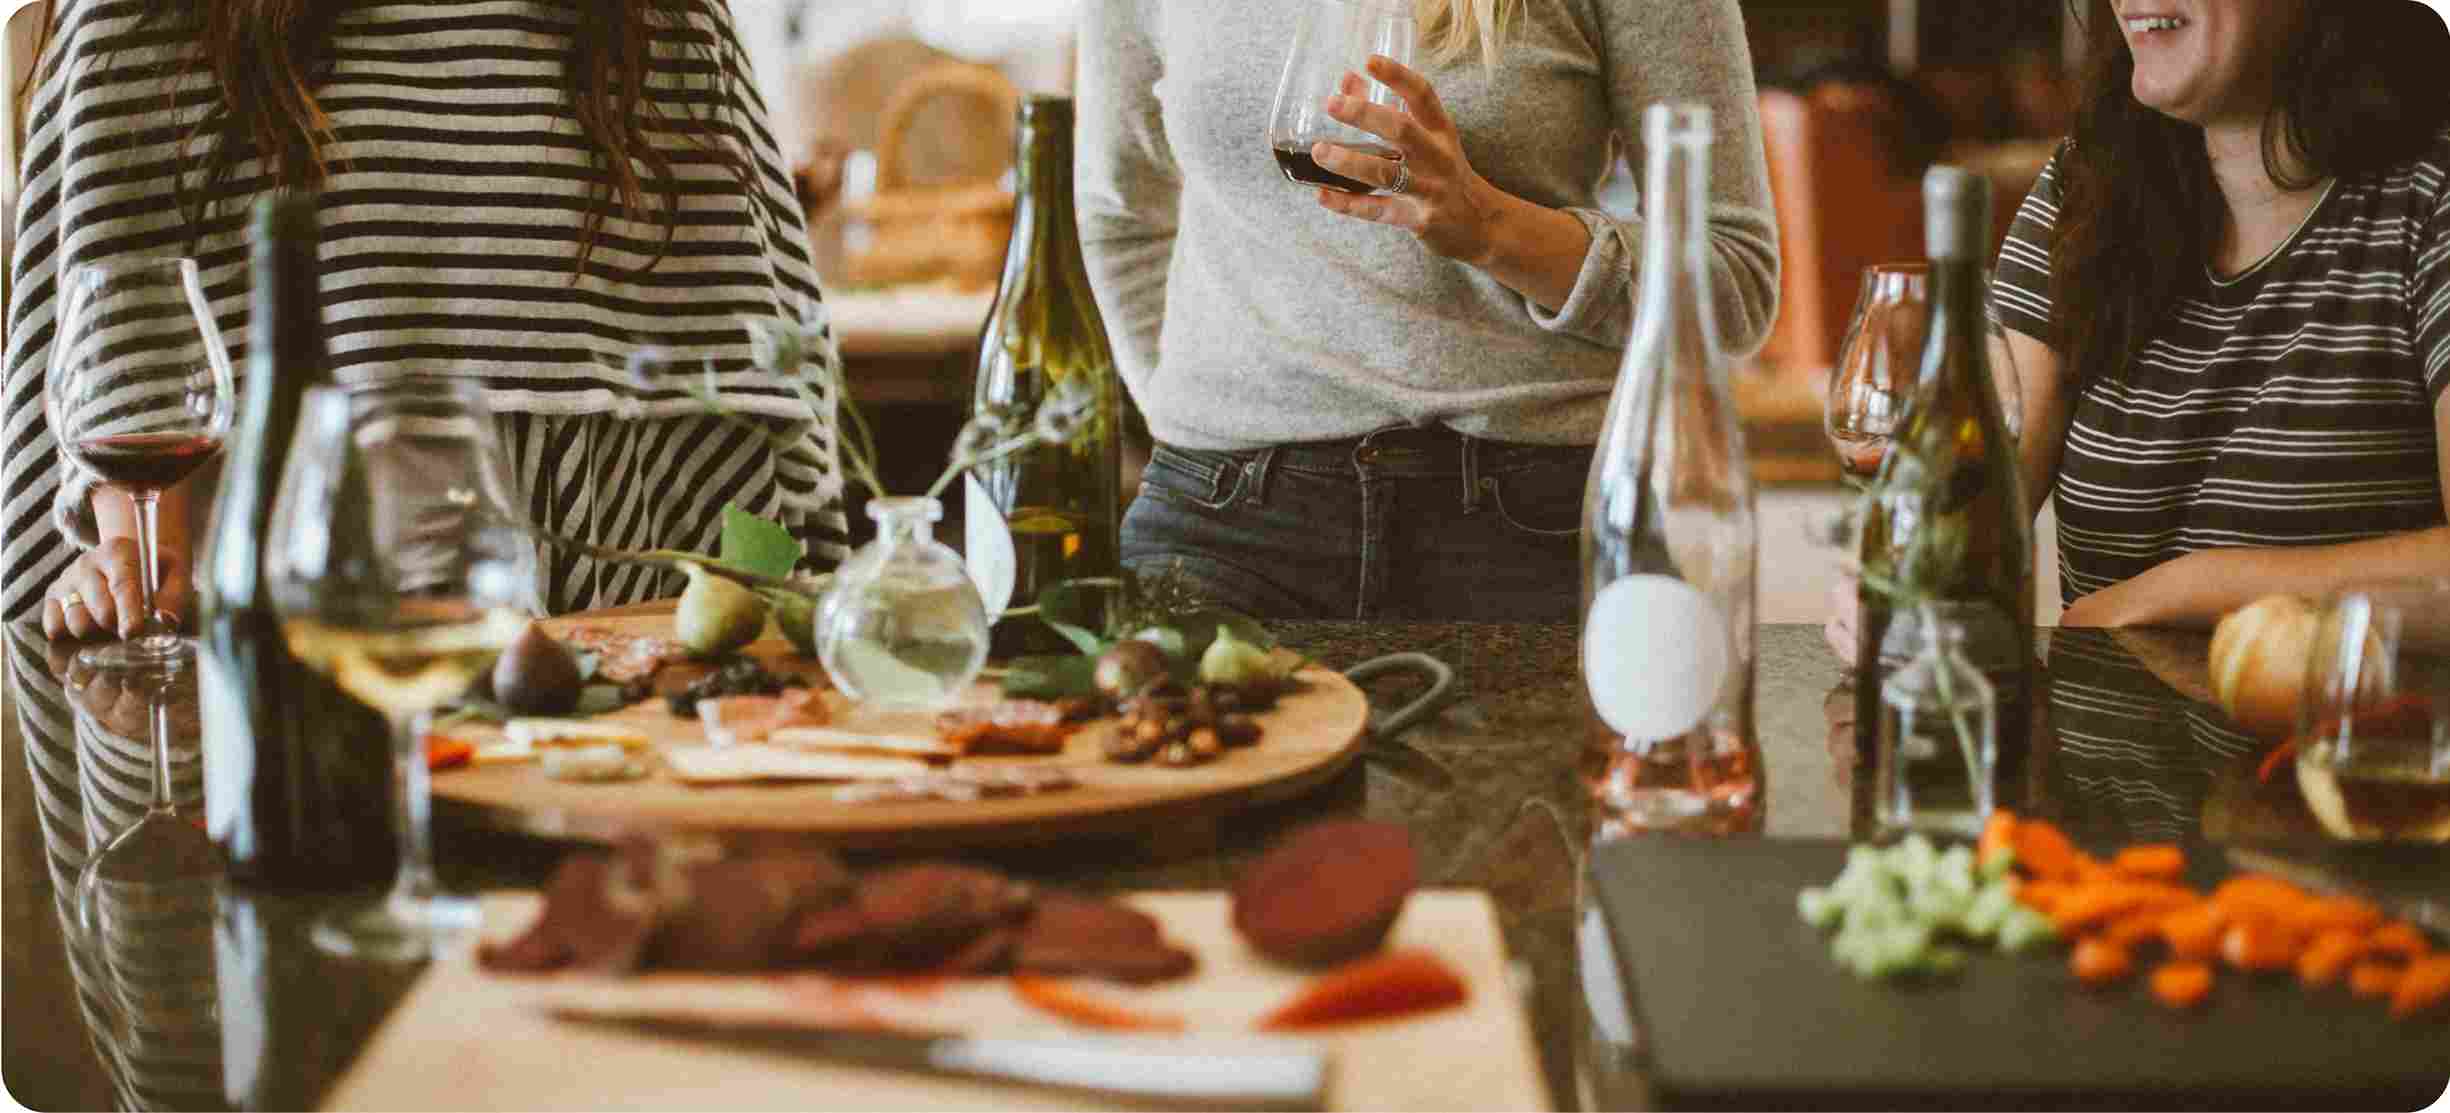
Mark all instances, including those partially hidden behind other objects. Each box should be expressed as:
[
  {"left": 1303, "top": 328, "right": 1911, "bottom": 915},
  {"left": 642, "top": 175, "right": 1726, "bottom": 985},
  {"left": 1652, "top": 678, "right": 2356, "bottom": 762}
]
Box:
[
  {"left": 7, "top": 0, "right": 846, "bottom": 636},
  {"left": 1995, "top": 0, "right": 2450, "bottom": 628}
]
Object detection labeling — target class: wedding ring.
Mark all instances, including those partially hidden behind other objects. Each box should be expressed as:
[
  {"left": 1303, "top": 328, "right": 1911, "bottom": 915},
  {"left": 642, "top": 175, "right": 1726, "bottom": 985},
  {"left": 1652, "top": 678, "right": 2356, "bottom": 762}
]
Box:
[
  {"left": 1387, "top": 161, "right": 1412, "bottom": 196},
  {"left": 60, "top": 592, "right": 84, "bottom": 611}
]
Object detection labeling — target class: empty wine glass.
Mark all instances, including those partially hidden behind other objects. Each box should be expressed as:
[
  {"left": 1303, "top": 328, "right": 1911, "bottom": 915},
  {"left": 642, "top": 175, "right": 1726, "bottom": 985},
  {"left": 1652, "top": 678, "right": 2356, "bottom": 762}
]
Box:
[
  {"left": 266, "top": 381, "right": 533, "bottom": 960},
  {"left": 1265, "top": 0, "right": 1417, "bottom": 195},
  {"left": 45, "top": 258, "right": 237, "bottom": 670},
  {"left": 1822, "top": 264, "right": 2024, "bottom": 546}
]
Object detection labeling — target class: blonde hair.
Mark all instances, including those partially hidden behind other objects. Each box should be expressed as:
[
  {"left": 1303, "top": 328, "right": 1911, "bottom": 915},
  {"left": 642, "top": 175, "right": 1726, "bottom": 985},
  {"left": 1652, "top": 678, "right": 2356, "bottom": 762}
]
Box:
[{"left": 1415, "top": 0, "right": 1517, "bottom": 68}]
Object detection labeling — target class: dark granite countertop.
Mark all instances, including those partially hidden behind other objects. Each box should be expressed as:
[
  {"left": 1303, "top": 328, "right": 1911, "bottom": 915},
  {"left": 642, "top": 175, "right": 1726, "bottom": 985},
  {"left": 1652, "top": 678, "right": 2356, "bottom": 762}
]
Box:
[{"left": 2, "top": 620, "right": 2372, "bottom": 1110}]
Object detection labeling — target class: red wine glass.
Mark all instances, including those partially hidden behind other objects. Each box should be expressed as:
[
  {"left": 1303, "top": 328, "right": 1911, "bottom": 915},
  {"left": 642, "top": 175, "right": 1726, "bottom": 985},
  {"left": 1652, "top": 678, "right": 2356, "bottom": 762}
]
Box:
[
  {"left": 45, "top": 258, "right": 236, "bottom": 671},
  {"left": 1265, "top": 0, "right": 1418, "bottom": 195}
]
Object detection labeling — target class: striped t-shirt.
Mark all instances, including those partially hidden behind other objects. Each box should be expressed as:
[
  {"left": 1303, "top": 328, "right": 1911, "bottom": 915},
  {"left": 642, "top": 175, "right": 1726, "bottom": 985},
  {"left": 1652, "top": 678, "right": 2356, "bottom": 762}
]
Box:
[
  {"left": 1994, "top": 141, "right": 2450, "bottom": 604},
  {"left": 4, "top": 0, "right": 846, "bottom": 620}
]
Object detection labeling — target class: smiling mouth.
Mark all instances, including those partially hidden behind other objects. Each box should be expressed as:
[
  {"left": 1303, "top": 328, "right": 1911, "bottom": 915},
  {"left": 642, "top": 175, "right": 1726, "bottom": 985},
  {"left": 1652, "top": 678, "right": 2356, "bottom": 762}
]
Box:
[{"left": 2124, "top": 15, "right": 2188, "bottom": 32}]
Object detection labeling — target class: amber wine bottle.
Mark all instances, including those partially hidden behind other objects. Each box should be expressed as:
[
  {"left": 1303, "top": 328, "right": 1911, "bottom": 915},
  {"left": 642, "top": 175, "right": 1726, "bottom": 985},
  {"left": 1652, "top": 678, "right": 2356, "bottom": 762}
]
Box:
[
  {"left": 1854, "top": 167, "right": 2037, "bottom": 795},
  {"left": 197, "top": 196, "right": 397, "bottom": 889},
  {"left": 968, "top": 96, "right": 1123, "bottom": 657}
]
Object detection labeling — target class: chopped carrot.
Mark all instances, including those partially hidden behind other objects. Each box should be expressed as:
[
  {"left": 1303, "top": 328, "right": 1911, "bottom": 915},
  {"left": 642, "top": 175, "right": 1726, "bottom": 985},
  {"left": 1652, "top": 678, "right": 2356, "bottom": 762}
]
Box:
[
  {"left": 2296, "top": 930, "right": 2369, "bottom": 988},
  {"left": 2387, "top": 956, "right": 2450, "bottom": 1020},
  {"left": 2285, "top": 895, "right": 2384, "bottom": 937},
  {"left": 2220, "top": 919, "right": 2301, "bottom": 972},
  {"left": 2368, "top": 922, "right": 2433, "bottom": 961},
  {"left": 2016, "top": 881, "right": 2073, "bottom": 916},
  {"left": 1977, "top": 810, "right": 2018, "bottom": 870},
  {"left": 1257, "top": 950, "right": 1469, "bottom": 1031},
  {"left": 2072, "top": 938, "right": 2134, "bottom": 985},
  {"left": 2254, "top": 738, "right": 2299, "bottom": 784},
  {"left": 425, "top": 734, "right": 474, "bottom": 771},
  {"left": 2350, "top": 960, "right": 2406, "bottom": 1000},
  {"left": 2050, "top": 882, "right": 2200, "bottom": 935},
  {"left": 2011, "top": 820, "right": 2083, "bottom": 881},
  {"left": 2103, "top": 909, "right": 2171, "bottom": 950},
  {"left": 2209, "top": 875, "right": 2310, "bottom": 922},
  {"left": 2110, "top": 844, "right": 2186, "bottom": 881},
  {"left": 2150, "top": 961, "right": 2215, "bottom": 1009},
  {"left": 2161, "top": 904, "right": 2227, "bottom": 961},
  {"left": 1010, "top": 975, "right": 1186, "bottom": 1032}
]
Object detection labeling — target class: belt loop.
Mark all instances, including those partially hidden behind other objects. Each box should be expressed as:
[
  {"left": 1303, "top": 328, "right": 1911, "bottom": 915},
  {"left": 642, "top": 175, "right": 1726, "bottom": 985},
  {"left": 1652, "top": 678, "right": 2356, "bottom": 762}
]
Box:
[
  {"left": 1459, "top": 432, "right": 1485, "bottom": 514},
  {"left": 1243, "top": 447, "right": 1276, "bottom": 507}
]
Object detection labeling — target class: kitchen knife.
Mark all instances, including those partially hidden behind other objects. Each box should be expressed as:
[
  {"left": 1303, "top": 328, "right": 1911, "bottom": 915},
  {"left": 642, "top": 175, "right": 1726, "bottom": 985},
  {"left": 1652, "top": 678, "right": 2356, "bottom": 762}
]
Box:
[
  {"left": 550, "top": 1011, "right": 1332, "bottom": 1110},
  {"left": 2222, "top": 846, "right": 2450, "bottom": 938}
]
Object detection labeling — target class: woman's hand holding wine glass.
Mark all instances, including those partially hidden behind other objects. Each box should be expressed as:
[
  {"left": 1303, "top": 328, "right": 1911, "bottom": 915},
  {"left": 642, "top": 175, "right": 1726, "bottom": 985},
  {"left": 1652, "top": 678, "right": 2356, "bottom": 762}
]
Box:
[
  {"left": 1307, "top": 58, "right": 1506, "bottom": 260},
  {"left": 41, "top": 258, "right": 233, "bottom": 664}
]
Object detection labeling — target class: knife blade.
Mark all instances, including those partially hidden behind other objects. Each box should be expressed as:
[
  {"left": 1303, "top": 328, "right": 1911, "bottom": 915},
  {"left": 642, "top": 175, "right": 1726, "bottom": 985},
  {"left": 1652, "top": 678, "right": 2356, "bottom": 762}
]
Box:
[
  {"left": 2222, "top": 846, "right": 2450, "bottom": 938},
  {"left": 550, "top": 1011, "right": 1332, "bottom": 1111}
]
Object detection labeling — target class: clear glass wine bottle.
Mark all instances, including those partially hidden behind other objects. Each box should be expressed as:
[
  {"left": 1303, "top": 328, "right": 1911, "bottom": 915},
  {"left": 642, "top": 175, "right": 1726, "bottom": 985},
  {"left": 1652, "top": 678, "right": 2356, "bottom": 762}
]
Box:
[{"left": 1579, "top": 102, "right": 1763, "bottom": 839}]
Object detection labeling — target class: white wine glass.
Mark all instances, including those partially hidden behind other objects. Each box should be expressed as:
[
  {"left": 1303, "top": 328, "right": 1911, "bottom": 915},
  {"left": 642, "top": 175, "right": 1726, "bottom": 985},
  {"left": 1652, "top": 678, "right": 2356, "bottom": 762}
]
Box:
[
  {"left": 45, "top": 258, "right": 236, "bottom": 670},
  {"left": 1265, "top": 0, "right": 1417, "bottom": 195},
  {"left": 266, "top": 380, "right": 532, "bottom": 960},
  {"left": 2297, "top": 581, "right": 2450, "bottom": 841}
]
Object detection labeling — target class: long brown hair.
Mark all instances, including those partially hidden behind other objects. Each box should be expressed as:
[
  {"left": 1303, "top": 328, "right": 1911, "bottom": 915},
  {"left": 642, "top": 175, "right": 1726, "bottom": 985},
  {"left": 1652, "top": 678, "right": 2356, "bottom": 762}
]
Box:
[
  {"left": 22, "top": 0, "right": 749, "bottom": 274},
  {"left": 2050, "top": 0, "right": 2450, "bottom": 386}
]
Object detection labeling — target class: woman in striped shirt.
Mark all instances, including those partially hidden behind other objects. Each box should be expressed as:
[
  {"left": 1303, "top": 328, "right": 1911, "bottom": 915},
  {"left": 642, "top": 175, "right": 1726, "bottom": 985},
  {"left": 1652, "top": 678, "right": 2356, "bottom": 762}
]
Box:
[
  {"left": 7, "top": 0, "right": 845, "bottom": 637},
  {"left": 1997, "top": 0, "right": 2450, "bottom": 627}
]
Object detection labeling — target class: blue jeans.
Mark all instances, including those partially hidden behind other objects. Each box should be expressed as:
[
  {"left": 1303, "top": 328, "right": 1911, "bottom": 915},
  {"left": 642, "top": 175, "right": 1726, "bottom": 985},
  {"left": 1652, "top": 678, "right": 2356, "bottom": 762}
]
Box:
[{"left": 1121, "top": 427, "right": 1592, "bottom": 621}]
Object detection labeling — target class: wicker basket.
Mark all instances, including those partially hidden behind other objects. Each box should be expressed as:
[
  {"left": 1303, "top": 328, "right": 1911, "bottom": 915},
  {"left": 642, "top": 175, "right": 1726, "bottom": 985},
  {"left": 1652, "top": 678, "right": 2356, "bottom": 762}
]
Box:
[{"left": 844, "top": 62, "right": 1020, "bottom": 290}]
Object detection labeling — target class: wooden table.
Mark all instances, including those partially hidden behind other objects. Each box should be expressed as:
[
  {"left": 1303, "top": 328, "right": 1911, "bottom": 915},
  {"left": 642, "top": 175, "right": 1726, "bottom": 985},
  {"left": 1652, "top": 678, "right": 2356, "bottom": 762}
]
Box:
[{"left": 0, "top": 621, "right": 2384, "bottom": 1110}]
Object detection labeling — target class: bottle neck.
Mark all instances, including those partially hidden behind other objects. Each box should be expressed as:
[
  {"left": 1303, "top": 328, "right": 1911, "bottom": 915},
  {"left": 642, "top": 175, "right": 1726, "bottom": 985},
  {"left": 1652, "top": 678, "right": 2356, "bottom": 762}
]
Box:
[
  {"left": 1918, "top": 256, "right": 1993, "bottom": 407},
  {"left": 1001, "top": 102, "right": 1081, "bottom": 296},
  {"left": 1634, "top": 132, "right": 1712, "bottom": 328},
  {"left": 868, "top": 497, "right": 942, "bottom": 549}
]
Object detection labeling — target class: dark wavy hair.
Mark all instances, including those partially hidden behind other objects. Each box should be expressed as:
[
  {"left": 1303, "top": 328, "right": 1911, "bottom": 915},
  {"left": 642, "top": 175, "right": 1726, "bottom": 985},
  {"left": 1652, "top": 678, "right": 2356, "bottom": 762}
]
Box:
[
  {"left": 2051, "top": 0, "right": 2450, "bottom": 384},
  {"left": 23, "top": 0, "right": 749, "bottom": 274}
]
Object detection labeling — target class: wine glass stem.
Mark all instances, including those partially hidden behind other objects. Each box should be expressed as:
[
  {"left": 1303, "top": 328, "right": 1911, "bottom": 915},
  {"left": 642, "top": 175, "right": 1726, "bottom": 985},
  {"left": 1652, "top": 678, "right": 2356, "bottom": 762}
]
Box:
[
  {"left": 148, "top": 690, "right": 175, "bottom": 812},
  {"left": 387, "top": 714, "right": 440, "bottom": 909},
  {"left": 127, "top": 490, "right": 167, "bottom": 640}
]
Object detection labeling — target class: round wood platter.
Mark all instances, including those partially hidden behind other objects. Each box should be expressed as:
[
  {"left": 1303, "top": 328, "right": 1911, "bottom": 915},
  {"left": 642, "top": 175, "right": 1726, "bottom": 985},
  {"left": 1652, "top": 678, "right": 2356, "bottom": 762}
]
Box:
[{"left": 429, "top": 603, "right": 1370, "bottom": 850}]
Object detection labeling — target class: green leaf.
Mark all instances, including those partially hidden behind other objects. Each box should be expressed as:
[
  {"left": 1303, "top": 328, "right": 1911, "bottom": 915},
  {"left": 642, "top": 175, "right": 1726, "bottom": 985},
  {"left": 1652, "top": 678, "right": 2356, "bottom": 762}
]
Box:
[
  {"left": 1037, "top": 578, "right": 1118, "bottom": 656},
  {"left": 720, "top": 504, "right": 802, "bottom": 580},
  {"left": 999, "top": 654, "right": 1101, "bottom": 700}
]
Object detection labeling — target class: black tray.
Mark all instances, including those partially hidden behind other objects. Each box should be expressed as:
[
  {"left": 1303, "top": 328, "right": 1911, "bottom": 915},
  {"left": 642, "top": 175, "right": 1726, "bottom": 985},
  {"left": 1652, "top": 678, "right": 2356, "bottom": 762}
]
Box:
[{"left": 1587, "top": 838, "right": 2450, "bottom": 1110}]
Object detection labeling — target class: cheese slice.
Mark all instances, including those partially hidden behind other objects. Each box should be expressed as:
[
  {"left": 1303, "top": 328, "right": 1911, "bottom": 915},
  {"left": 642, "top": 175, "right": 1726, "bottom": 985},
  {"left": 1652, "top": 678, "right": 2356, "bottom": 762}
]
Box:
[
  {"left": 767, "top": 726, "right": 961, "bottom": 760},
  {"left": 505, "top": 719, "right": 653, "bottom": 751},
  {"left": 663, "top": 744, "right": 931, "bottom": 785},
  {"left": 472, "top": 737, "right": 536, "bottom": 764}
]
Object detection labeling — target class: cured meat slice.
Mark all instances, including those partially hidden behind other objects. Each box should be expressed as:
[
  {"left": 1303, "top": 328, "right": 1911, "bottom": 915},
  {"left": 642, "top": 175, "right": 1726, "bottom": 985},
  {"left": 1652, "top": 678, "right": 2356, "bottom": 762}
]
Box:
[
  {"left": 934, "top": 701, "right": 1078, "bottom": 754},
  {"left": 1015, "top": 895, "right": 1197, "bottom": 983},
  {"left": 558, "top": 625, "right": 692, "bottom": 684},
  {"left": 649, "top": 855, "right": 855, "bottom": 971},
  {"left": 476, "top": 853, "right": 660, "bottom": 974}
]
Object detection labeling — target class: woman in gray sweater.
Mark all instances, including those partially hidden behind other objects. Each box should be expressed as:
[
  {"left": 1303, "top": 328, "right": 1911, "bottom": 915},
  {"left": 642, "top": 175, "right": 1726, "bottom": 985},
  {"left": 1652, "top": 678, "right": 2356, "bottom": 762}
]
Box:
[{"left": 1077, "top": 0, "right": 1778, "bottom": 621}]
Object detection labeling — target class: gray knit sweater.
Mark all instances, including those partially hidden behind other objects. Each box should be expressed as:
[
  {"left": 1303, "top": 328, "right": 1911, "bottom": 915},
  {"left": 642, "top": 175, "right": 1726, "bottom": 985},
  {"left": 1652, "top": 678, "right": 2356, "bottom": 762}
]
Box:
[{"left": 1075, "top": 0, "right": 1779, "bottom": 450}]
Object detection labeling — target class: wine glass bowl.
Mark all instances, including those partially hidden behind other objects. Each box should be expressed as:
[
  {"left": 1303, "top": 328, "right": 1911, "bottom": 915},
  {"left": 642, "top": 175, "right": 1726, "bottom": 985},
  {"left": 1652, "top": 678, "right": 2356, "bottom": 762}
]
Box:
[
  {"left": 45, "top": 258, "right": 236, "bottom": 669},
  {"left": 1265, "top": 0, "right": 1417, "bottom": 195},
  {"left": 1824, "top": 264, "right": 1929, "bottom": 490},
  {"left": 265, "top": 380, "right": 533, "bottom": 960},
  {"left": 2296, "top": 582, "right": 2450, "bottom": 842}
]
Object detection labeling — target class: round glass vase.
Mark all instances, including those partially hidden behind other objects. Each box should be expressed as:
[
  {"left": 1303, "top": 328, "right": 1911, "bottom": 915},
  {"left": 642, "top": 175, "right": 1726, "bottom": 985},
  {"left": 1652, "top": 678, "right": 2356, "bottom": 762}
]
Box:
[{"left": 816, "top": 497, "right": 991, "bottom": 710}]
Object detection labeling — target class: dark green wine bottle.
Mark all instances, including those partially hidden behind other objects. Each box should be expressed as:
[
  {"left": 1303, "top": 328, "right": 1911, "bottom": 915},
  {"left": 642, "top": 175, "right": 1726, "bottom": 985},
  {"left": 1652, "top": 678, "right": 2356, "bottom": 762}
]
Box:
[
  {"left": 197, "top": 195, "right": 397, "bottom": 890},
  {"left": 1854, "top": 167, "right": 2038, "bottom": 803},
  {"left": 967, "top": 96, "right": 1122, "bottom": 657}
]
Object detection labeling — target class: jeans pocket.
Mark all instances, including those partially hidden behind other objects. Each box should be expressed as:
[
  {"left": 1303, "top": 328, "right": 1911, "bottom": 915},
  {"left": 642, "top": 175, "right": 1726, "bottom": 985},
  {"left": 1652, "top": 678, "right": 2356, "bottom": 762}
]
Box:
[
  {"left": 1483, "top": 457, "right": 1585, "bottom": 539},
  {"left": 1139, "top": 443, "right": 1244, "bottom": 511}
]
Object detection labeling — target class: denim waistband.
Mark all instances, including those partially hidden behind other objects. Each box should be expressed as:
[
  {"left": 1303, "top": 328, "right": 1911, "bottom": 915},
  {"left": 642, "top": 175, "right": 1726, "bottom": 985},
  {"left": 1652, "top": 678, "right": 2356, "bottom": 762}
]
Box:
[{"left": 1165, "top": 426, "right": 1590, "bottom": 480}]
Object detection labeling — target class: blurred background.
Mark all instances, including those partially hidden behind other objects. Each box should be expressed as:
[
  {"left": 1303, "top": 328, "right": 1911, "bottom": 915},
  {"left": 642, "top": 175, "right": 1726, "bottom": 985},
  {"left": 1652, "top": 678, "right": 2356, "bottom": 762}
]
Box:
[{"left": 4, "top": 0, "right": 2073, "bottom": 622}]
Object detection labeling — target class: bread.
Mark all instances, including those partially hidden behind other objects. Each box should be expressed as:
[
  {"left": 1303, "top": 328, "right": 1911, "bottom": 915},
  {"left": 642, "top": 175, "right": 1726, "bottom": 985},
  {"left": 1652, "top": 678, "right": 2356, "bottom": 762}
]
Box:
[{"left": 2207, "top": 594, "right": 2319, "bottom": 739}]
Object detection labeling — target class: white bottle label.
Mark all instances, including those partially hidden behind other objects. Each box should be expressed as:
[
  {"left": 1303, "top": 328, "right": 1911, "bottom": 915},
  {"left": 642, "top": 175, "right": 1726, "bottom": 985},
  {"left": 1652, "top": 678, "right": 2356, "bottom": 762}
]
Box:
[
  {"left": 1583, "top": 574, "right": 1731, "bottom": 740},
  {"left": 963, "top": 474, "right": 1017, "bottom": 619}
]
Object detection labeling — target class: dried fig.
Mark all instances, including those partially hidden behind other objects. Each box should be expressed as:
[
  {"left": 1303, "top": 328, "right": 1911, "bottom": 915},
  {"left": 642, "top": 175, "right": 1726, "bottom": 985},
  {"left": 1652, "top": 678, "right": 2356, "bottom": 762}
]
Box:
[
  {"left": 676, "top": 563, "right": 768, "bottom": 658},
  {"left": 493, "top": 623, "right": 582, "bottom": 716}
]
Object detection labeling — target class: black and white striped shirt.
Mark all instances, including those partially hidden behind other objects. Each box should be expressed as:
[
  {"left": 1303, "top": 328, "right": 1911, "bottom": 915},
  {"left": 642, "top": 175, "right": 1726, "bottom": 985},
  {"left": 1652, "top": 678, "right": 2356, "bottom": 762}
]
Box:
[
  {"left": 4, "top": 0, "right": 847, "bottom": 620},
  {"left": 1995, "top": 141, "right": 2450, "bottom": 604}
]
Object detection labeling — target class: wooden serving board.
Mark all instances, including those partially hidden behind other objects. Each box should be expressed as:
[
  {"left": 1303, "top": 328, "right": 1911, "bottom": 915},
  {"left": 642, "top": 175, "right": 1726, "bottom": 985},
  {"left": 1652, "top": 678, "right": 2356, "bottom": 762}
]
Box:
[
  {"left": 323, "top": 890, "right": 1550, "bottom": 1112},
  {"left": 429, "top": 606, "right": 1372, "bottom": 850}
]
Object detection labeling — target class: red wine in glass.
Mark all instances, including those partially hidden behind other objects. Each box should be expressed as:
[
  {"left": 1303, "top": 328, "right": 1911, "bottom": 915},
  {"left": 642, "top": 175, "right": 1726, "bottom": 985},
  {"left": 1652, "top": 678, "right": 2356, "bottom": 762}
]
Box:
[
  {"left": 1273, "top": 141, "right": 1403, "bottom": 195},
  {"left": 74, "top": 432, "right": 223, "bottom": 491}
]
